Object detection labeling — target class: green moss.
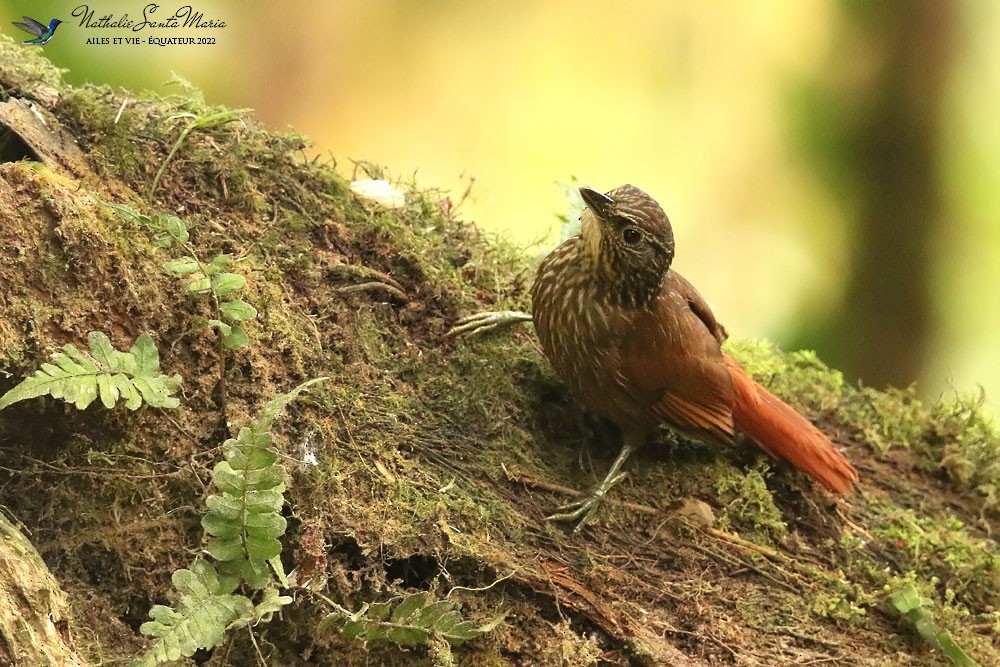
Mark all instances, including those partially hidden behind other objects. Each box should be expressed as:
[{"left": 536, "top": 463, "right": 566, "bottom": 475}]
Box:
[
  {"left": 0, "top": 33, "right": 66, "bottom": 92},
  {"left": 929, "top": 394, "right": 1000, "bottom": 513},
  {"left": 809, "top": 577, "right": 873, "bottom": 623},
  {"left": 873, "top": 508, "right": 1000, "bottom": 608},
  {"left": 725, "top": 338, "right": 923, "bottom": 450},
  {"left": 712, "top": 462, "right": 788, "bottom": 542},
  {"left": 727, "top": 338, "right": 1000, "bottom": 515},
  {"left": 58, "top": 86, "right": 153, "bottom": 185}
]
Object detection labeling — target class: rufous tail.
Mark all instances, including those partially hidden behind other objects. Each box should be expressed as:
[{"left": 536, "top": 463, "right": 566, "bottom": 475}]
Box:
[{"left": 724, "top": 354, "right": 858, "bottom": 494}]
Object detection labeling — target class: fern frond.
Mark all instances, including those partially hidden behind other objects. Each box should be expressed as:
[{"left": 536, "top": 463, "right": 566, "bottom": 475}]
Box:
[
  {"left": 112, "top": 203, "right": 258, "bottom": 351},
  {"left": 165, "top": 251, "right": 255, "bottom": 350},
  {"left": 319, "top": 591, "right": 505, "bottom": 647},
  {"left": 201, "top": 378, "right": 327, "bottom": 588},
  {"left": 110, "top": 204, "right": 189, "bottom": 247},
  {"left": 253, "top": 587, "right": 292, "bottom": 623},
  {"left": 218, "top": 299, "right": 257, "bottom": 322},
  {"left": 206, "top": 319, "right": 250, "bottom": 350},
  {"left": 136, "top": 560, "right": 254, "bottom": 667},
  {"left": 889, "top": 584, "right": 982, "bottom": 667},
  {"left": 0, "top": 332, "right": 182, "bottom": 411},
  {"left": 137, "top": 380, "right": 324, "bottom": 665},
  {"left": 254, "top": 377, "right": 328, "bottom": 434}
]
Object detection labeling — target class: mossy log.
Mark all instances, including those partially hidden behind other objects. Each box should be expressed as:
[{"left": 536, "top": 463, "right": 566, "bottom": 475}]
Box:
[
  {"left": 0, "top": 36, "right": 997, "bottom": 667},
  {"left": 0, "top": 515, "right": 85, "bottom": 666}
]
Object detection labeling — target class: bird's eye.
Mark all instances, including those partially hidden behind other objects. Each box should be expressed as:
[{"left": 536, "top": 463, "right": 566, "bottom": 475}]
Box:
[{"left": 622, "top": 227, "right": 642, "bottom": 245}]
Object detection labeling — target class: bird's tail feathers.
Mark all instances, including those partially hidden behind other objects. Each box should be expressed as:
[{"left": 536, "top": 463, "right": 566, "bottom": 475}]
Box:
[{"left": 724, "top": 354, "right": 858, "bottom": 494}]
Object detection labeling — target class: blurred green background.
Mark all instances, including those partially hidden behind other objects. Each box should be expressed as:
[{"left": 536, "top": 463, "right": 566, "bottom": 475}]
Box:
[{"left": 5, "top": 0, "right": 999, "bottom": 411}]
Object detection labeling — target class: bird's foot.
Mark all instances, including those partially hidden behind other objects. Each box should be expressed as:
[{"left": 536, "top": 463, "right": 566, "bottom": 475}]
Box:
[
  {"left": 545, "top": 471, "right": 627, "bottom": 533},
  {"left": 445, "top": 310, "right": 532, "bottom": 338}
]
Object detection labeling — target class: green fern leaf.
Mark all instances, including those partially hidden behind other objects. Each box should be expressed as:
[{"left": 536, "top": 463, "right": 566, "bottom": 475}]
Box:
[
  {"left": 219, "top": 299, "right": 257, "bottom": 322},
  {"left": 204, "top": 254, "right": 234, "bottom": 275},
  {"left": 201, "top": 378, "right": 327, "bottom": 589},
  {"left": 320, "top": 591, "right": 504, "bottom": 648},
  {"left": 136, "top": 560, "right": 254, "bottom": 667},
  {"left": 186, "top": 276, "right": 212, "bottom": 293},
  {"left": 0, "top": 332, "right": 181, "bottom": 411},
  {"left": 211, "top": 272, "right": 246, "bottom": 296},
  {"left": 391, "top": 591, "right": 430, "bottom": 624},
  {"left": 412, "top": 600, "right": 457, "bottom": 629},
  {"left": 255, "top": 377, "right": 327, "bottom": 433},
  {"left": 207, "top": 319, "right": 250, "bottom": 349},
  {"left": 253, "top": 587, "right": 292, "bottom": 622},
  {"left": 162, "top": 257, "right": 201, "bottom": 274},
  {"left": 221, "top": 324, "right": 249, "bottom": 349},
  {"left": 157, "top": 215, "right": 190, "bottom": 246},
  {"left": 110, "top": 204, "right": 189, "bottom": 247},
  {"left": 889, "top": 584, "right": 982, "bottom": 667}
]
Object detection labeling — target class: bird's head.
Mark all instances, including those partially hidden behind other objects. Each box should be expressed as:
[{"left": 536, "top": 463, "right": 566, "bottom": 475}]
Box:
[
  {"left": 579, "top": 184, "right": 675, "bottom": 305},
  {"left": 49, "top": 19, "right": 63, "bottom": 28}
]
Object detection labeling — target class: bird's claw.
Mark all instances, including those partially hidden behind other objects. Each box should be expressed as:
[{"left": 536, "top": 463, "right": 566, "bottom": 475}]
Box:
[
  {"left": 545, "top": 497, "right": 603, "bottom": 533},
  {"left": 445, "top": 310, "right": 532, "bottom": 338},
  {"left": 545, "top": 472, "right": 627, "bottom": 533}
]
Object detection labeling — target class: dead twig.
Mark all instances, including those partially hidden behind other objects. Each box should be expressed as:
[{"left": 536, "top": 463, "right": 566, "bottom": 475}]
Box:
[
  {"left": 335, "top": 281, "right": 408, "bottom": 303},
  {"left": 329, "top": 263, "right": 405, "bottom": 292}
]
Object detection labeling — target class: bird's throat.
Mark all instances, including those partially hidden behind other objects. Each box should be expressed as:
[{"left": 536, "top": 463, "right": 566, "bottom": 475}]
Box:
[{"left": 577, "top": 211, "right": 663, "bottom": 309}]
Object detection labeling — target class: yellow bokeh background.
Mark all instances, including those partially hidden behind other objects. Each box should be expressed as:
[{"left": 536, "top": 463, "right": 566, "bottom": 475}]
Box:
[{"left": 4, "top": 0, "right": 999, "bottom": 410}]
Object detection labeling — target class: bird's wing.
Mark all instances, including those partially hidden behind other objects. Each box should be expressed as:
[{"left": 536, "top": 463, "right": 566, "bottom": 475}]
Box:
[
  {"left": 24, "top": 16, "right": 48, "bottom": 32},
  {"left": 15, "top": 16, "right": 47, "bottom": 36},
  {"left": 615, "top": 270, "right": 736, "bottom": 445},
  {"left": 12, "top": 22, "right": 42, "bottom": 37}
]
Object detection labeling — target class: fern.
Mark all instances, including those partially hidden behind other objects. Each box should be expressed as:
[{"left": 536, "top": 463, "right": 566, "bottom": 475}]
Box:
[
  {"left": 318, "top": 591, "right": 504, "bottom": 648},
  {"left": 888, "top": 583, "right": 982, "bottom": 667},
  {"left": 0, "top": 332, "right": 181, "bottom": 411},
  {"left": 167, "top": 252, "right": 256, "bottom": 349},
  {"left": 136, "top": 562, "right": 289, "bottom": 666},
  {"left": 112, "top": 204, "right": 257, "bottom": 350},
  {"left": 137, "top": 379, "right": 322, "bottom": 666},
  {"left": 202, "top": 377, "right": 326, "bottom": 588},
  {"left": 253, "top": 586, "right": 293, "bottom": 622},
  {"left": 136, "top": 560, "right": 254, "bottom": 667}
]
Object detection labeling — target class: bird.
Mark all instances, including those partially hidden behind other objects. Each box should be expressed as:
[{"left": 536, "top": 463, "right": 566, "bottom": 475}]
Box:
[
  {"left": 12, "top": 16, "right": 63, "bottom": 46},
  {"left": 526, "top": 184, "right": 859, "bottom": 530}
]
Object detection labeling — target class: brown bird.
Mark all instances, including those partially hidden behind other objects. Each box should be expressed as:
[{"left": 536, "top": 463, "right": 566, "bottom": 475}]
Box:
[{"left": 530, "top": 184, "right": 858, "bottom": 529}]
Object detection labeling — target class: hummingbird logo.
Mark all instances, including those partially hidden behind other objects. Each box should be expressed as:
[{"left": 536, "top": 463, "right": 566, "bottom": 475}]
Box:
[{"left": 12, "top": 16, "right": 62, "bottom": 45}]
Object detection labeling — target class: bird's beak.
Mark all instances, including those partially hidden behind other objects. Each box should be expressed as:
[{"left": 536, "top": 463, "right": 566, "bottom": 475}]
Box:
[{"left": 579, "top": 187, "right": 614, "bottom": 218}]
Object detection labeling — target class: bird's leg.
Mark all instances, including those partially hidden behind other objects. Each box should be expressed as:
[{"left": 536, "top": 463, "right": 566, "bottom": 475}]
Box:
[
  {"left": 547, "top": 442, "right": 636, "bottom": 533},
  {"left": 445, "top": 310, "right": 532, "bottom": 338}
]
